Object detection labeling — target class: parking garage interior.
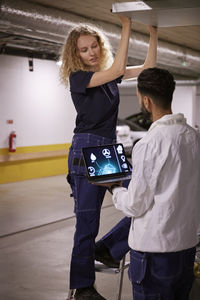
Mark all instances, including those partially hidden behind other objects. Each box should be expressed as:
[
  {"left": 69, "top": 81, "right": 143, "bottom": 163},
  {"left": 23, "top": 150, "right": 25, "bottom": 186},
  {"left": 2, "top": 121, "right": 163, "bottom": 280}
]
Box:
[{"left": 0, "top": 1, "right": 200, "bottom": 299}]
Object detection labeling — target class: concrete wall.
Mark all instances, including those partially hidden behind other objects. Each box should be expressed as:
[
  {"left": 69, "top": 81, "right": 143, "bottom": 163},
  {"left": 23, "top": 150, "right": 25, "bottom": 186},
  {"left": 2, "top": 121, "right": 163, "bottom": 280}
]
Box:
[
  {"left": 0, "top": 55, "right": 76, "bottom": 183},
  {"left": 0, "top": 55, "right": 76, "bottom": 149},
  {"left": 119, "top": 81, "right": 199, "bottom": 129},
  {"left": 0, "top": 54, "right": 199, "bottom": 183},
  {"left": 118, "top": 82, "right": 140, "bottom": 118},
  {"left": 173, "top": 85, "right": 197, "bottom": 128},
  {"left": 196, "top": 85, "right": 200, "bottom": 131},
  {"left": 1, "top": 55, "right": 199, "bottom": 150}
]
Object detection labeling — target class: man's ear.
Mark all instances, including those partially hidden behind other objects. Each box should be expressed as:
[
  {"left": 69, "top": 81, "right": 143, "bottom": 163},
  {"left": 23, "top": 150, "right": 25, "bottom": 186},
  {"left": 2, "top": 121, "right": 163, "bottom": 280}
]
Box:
[{"left": 143, "top": 96, "right": 152, "bottom": 111}]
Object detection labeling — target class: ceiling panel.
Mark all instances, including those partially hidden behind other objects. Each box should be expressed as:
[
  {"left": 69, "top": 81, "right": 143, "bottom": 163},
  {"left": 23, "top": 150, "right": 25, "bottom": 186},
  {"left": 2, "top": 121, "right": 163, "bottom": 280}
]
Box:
[{"left": 112, "top": 0, "right": 200, "bottom": 27}]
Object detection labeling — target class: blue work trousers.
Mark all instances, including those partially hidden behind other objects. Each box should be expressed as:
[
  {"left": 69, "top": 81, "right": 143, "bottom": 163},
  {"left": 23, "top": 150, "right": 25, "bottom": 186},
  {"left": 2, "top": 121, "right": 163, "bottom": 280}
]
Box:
[
  {"left": 129, "top": 247, "right": 196, "bottom": 300},
  {"left": 67, "top": 133, "right": 130, "bottom": 289}
]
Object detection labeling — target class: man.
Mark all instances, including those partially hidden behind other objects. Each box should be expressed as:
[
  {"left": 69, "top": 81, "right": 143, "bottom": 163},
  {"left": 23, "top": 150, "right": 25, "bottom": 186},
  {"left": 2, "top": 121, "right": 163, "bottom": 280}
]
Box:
[{"left": 105, "top": 68, "right": 200, "bottom": 299}]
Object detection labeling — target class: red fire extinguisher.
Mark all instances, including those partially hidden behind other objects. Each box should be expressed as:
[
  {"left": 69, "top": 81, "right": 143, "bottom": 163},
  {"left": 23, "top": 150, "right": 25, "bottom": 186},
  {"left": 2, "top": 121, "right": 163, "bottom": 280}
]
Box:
[{"left": 9, "top": 131, "right": 17, "bottom": 152}]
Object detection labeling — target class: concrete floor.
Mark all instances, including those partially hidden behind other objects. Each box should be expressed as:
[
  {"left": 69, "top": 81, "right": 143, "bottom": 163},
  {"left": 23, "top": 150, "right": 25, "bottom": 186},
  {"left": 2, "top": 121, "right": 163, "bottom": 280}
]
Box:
[
  {"left": 0, "top": 175, "right": 199, "bottom": 300},
  {"left": 0, "top": 175, "right": 132, "bottom": 300}
]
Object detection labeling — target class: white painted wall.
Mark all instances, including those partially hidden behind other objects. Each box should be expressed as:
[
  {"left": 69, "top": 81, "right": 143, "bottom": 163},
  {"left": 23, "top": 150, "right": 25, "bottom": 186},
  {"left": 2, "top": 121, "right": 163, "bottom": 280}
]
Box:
[
  {"left": 0, "top": 54, "right": 199, "bottom": 150},
  {"left": 119, "top": 81, "right": 199, "bottom": 128},
  {"left": 172, "top": 85, "right": 197, "bottom": 127},
  {"left": 118, "top": 82, "right": 140, "bottom": 118},
  {"left": 0, "top": 55, "right": 76, "bottom": 148},
  {"left": 196, "top": 85, "right": 200, "bottom": 131}
]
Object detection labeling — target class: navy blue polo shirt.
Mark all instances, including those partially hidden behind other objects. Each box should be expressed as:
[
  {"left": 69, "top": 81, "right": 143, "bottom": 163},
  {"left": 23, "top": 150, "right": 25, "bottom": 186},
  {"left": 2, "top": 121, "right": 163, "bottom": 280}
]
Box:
[{"left": 69, "top": 71, "right": 122, "bottom": 139}]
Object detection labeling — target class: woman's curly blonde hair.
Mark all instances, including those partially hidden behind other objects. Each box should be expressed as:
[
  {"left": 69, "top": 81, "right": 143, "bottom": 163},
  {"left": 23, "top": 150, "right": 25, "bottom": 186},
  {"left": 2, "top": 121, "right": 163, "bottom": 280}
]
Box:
[{"left": 59, "top": 23, "right": 113, "bottom": 86}]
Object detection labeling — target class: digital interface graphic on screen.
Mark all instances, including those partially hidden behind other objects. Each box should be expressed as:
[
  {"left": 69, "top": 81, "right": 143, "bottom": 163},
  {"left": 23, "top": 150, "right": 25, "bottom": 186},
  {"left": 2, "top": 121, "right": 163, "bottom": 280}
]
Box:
[{"left": 82, "top": 144, "right": 130, "bottom": 178}]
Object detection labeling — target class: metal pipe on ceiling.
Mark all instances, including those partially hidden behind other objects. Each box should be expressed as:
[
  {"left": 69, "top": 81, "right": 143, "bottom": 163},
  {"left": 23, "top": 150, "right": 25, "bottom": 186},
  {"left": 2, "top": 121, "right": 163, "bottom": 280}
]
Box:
[{"left": 1, "top": 0, "right": 200, "bottom": 78}]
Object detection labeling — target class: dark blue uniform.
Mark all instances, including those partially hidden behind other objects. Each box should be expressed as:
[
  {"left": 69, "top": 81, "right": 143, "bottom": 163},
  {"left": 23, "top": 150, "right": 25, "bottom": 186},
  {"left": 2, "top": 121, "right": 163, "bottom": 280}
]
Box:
[{"left": 67, "top": 71, "right": 130, "bottom": 289}]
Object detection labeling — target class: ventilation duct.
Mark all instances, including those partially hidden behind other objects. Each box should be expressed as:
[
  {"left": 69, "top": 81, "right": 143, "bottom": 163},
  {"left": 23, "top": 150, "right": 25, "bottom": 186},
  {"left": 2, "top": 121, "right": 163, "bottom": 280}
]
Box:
[{"left": 1, "top": 0, "right": 200, "bottom": 78}]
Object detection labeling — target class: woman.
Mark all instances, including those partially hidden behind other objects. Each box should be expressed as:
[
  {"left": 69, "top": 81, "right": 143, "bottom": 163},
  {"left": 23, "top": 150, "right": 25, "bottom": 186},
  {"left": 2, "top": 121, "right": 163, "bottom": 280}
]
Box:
[{"left": 60, "top": 15, "right": 157, "bottom": 300}]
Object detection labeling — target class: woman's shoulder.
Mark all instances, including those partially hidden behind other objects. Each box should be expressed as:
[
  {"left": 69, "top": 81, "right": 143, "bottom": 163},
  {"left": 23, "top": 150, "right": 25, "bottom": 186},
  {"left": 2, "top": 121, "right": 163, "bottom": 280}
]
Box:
[
  {"left": 69, "top": 70, "right": 95, "bottom": 93},
  {"left": 70, "top": 70, "right": 93, "bottom": 78},
  {"left": 70, "top": 70, "right": 94, "bottom": 82}
]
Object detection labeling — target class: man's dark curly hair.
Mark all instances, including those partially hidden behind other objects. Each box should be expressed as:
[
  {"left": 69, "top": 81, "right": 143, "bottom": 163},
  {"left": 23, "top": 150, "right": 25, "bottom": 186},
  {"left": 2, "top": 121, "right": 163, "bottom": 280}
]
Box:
[{"left": 137, "top": 67, "right": 176, "bottom": 109}]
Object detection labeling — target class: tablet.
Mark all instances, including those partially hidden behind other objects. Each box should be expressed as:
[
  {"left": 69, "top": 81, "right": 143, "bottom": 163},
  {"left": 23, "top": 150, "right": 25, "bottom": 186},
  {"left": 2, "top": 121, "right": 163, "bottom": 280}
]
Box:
[{"left": 82, "top": 143, "right": 132, "bottom": 183}]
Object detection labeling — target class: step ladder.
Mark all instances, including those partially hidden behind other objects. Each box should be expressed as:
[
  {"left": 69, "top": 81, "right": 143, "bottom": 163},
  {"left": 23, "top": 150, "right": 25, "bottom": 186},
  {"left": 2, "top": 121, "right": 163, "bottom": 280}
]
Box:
[{"left": 66, "top": 254, "right": 130, "bottom": 300}]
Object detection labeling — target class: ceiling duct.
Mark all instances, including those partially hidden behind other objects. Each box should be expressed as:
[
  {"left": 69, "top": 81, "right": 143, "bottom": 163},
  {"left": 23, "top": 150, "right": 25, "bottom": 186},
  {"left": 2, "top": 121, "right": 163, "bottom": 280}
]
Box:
[{"left": 0, "top": 0, "right": 200, "bottom": 79}]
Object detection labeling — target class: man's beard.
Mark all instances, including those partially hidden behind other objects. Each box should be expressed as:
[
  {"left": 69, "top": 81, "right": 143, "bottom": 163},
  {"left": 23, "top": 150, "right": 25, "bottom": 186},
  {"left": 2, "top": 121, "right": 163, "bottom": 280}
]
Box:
[{"left": 141, "top": 101, "right": 152, "bottom": 121}]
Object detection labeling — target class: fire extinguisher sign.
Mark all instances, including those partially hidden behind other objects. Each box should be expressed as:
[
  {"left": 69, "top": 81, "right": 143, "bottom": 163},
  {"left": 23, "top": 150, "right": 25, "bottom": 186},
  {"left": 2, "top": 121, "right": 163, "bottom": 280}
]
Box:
[{"left": 9, "top": 131, "right": 17, "bottom": 152}]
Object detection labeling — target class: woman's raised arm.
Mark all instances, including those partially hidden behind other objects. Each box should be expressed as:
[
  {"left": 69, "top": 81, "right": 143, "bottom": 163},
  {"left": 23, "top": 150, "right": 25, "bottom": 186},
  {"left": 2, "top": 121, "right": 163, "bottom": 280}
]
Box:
[
  {"left": 123, "top": 25, "right": 158, "bottom": 80},
  {"left": 88, "top": 16, "right": 131, "bottom": 88}
]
